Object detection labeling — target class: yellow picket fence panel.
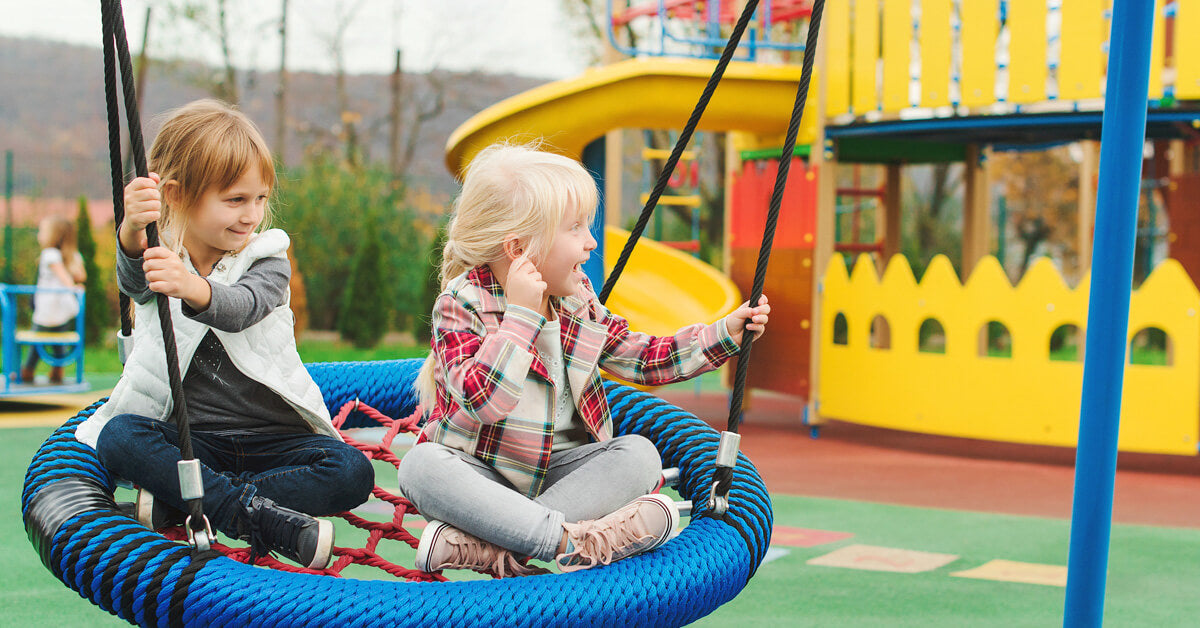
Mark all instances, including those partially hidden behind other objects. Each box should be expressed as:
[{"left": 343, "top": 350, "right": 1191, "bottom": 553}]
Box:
[
  {"left": 1179, "top": 0, "right": 1200, "bottom": 99},
  {"left": 1058, "top": 0, "right": 1104, "bottom": 101},
  {"left": 826, "top": 0, "right": 1190, "bottom": 117},
  {"left": 852, "top": 0, "right": 880, "bottom": 113},
  {"left": 881, "top": 0, "right": 911, "bottom": 112},
  {"left": 960, "top": 0, "right": 998, "bottom": 107},
  {"left": 826, "top": 0, "right": 851, "bottom": 118},
  {"left": 919, "top": 0, "right": 952, "bottom": 108},
  {"left": 820, "top": 254, "right": 1200, "bottom": 455}
]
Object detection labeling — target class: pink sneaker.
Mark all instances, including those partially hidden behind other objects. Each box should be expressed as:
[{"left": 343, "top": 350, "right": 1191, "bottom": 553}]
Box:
[
  {"left": 415, "top": 521, "right": 549, "bottom": 578},
  {"left": 556, "top": 493, "right": 680, "bottom": 572}
]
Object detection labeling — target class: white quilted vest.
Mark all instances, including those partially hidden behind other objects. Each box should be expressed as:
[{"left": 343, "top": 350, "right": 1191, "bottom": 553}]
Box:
[{"left": 76, "top": 229, "right": 336, "bottom": 448}]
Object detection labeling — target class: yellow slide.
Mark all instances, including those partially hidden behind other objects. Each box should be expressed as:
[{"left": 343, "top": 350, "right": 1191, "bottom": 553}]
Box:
[
  {"left": 445, "top": 57, "right": 814, "bottom": 175},
  {"left": 446, "top": 57, "right": 804, "bottom": 328},
  {"left": 603, "top": 227, "right": 741, "bottom": 335}
]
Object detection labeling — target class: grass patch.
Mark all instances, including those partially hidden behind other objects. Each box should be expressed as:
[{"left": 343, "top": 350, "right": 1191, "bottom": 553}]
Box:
[
  {"left": 79, "top": 335, "right": 430, "bottom": 385},
  {"left": 296, "top": 338, "right": 429, "bottom": 363}
]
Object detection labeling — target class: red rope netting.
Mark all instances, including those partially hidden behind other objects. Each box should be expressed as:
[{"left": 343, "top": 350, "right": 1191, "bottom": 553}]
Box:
[{"left": 161, "top": 399, "right": 445, "bottom": 582}]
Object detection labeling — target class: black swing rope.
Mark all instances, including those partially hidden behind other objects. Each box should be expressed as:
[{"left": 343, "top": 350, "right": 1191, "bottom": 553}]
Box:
[
  {"left": 101, "top": 0, "right": 210, "bottom": 549},
  {"left": 598, "top": 0, "right": 826, "bottom": 515}
]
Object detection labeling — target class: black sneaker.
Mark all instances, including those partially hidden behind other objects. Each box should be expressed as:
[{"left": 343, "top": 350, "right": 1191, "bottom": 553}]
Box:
[
  {"left": 134, "top": 488, "right": 187, "bottom": 530},
  {"left": 242, "top": 496, "right": 334, "bottom": 569}
]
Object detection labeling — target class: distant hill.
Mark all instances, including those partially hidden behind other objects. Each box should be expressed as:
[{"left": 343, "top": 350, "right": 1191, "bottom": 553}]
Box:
[{"left": 0, "top": 36, "right": 548, "bottom": 203}]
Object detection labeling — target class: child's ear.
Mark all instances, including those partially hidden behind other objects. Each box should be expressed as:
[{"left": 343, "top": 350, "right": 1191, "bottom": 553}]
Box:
[
  {"left": 161, "top": 180, "right": 180, "bottom": 207},
  {"left": 502, "top": 235, "right": 524, "bottom": 261}
]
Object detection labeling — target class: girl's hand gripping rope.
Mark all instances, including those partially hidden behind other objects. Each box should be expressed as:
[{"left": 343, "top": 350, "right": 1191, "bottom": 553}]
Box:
[
  {"left": 119, "top": 172, "right": 162, "bottom": 255},
  {"left": 143, "top": 247, "right": 212, "bottom": 312},
  {"left": 724, "top": 295, "right": 771, "bottom": 344}
]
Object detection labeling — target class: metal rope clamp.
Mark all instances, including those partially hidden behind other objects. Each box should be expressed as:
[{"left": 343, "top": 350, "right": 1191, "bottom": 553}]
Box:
[
  {"left": 115, "top": 329, "right": 133, "bottom": 365},
  {"left": 178, "top": 459, "right": 212, "bottom": 552},
  {"left": 707, "top": 431, "right": 741, "bottom": 515}
]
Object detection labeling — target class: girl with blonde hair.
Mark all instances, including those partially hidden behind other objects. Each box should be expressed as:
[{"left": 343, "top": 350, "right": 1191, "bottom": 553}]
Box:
[
  {"left": 21, "top": 216, "right": 86, "bottom": 384},
  {"left": 76, "top": 99, "right": 373, "bottom": 569},
  {"left": 400, "top": 142, "right": 770, "bottom": 577}
]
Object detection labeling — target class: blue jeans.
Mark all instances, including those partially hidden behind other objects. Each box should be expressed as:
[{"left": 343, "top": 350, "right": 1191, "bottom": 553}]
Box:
[
  {"left": 397, "top": 434, "right": 663, "bottom": 561},
  {"left": 95, "top": 414, "right": 374, "bottom": 537}
]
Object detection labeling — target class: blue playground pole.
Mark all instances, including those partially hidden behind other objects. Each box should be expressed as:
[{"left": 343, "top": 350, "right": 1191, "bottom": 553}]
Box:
[
  {"left": 581, "top": 138, "right": 607, "bottom": 290},
  {"left": 1063, "top": 1, "right": 1156, "bottom": 626}
]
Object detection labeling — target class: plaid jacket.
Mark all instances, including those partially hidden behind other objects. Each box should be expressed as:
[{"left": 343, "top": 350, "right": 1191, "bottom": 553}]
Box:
[{"left": 420, "top": 265, "right": 741, "bottom": 497}]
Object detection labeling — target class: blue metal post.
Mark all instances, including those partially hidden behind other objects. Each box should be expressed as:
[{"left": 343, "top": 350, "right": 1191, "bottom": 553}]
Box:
[
  {"left": 4, "top": 150, "right": 12, "bottom": 284},
  {"left": 1, "top": 286, "right": 15, "bottom": 391},
  {"left": 1063, "top": 1, "right": 1156, "bottom": 626},
  {"left": 581, "top": 138, "right": 607, "bottom": 291}
]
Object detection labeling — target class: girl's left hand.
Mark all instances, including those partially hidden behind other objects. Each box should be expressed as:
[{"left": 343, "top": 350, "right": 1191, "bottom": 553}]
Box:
[
  {"left": 725, "top": 295, "right": 770, "bottom": 343},
  {"left": 143, "top": 247, "right": 210, "bottom": 309}
]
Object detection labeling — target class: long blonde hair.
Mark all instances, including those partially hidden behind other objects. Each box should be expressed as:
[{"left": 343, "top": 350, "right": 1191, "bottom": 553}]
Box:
[
  {"left": 415, "top": 142, "right": 599, "bottom": 414},
  {"left": 148, "top": 99, "right": 276, "bottom": 255},
  {"left": 40, "top": 216, "right": 85, "bottom": 281}
]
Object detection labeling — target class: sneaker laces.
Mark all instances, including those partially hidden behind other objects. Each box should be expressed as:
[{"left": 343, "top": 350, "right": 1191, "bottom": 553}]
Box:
[
  {"left": 246, "top": 507, "right": 303, "bottom": 563},
  {"left": 439, "top": 534, "right": 547, "bottom": 578},
  {"left": 562, "top": 510, "right": 654, "bottom": 569}
]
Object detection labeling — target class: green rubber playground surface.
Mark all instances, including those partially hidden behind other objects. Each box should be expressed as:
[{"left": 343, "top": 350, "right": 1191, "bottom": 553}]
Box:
[{"left": 5, "top": 422, "right": 1199, "bottom": 626}]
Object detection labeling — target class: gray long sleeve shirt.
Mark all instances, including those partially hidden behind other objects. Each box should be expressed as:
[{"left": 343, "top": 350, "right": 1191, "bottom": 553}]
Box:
[{"left": 117, "top": 249, "right": 311, "bottom": 435}]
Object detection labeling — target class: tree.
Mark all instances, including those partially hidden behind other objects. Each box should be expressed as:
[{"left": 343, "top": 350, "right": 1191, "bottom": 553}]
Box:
[
  {"left": 558, "top": 0, "right": 611, "bottom": 64},
  {"left": 311, "top": 0, "right": 369, "bottom": 168},
  {"left": 414, "top": 218, "right": 448, "bottom": 345},
  {"left": 277, "top": 154, "right": 430, "bottom": 334},
  {"left": 76, "top": 197, "right": 110, "bottom": 345},
  {"left": 992, "top": 147, "right": 1080, "bottom": 281},
  {"left": 338, "top": 213, "right": 390, "bottom": 348},
  {"left": 160, "top": 0, "right": 244, "bottom": 104},
  {"left": 901, "top": 163, "right": 964, "bottom": 278}
]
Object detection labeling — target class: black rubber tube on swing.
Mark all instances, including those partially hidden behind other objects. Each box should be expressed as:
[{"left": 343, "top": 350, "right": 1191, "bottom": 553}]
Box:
[
  {"left": 102, "top": 0, "right": 205, "bottom": 535},
  {"left": 711, "top": 0, "right": 827, "bottom": 504},
  {"left": 597, "top": 0, "right": 762, "bottom": 304}
]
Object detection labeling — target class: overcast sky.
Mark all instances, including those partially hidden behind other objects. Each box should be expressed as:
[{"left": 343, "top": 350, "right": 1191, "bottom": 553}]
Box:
[{"left": 3, "top": 0, "right": 591, "bottom": 79}]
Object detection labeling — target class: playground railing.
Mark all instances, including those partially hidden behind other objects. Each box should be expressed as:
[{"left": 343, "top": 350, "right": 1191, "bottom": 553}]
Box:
[
  {"left": 607, "top": 0, "right": 810, "bottom": 60},
  {"left": 825, "top": 0, "right": 1197, "bottom": 119},
  {"left": 1, "top": 284, "right": 87, "bottom": 394}
]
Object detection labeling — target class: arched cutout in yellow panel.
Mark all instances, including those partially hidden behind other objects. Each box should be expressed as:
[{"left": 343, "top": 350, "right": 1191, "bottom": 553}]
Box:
[
  {"left": 1050, "top": 324, "right": 1084, "bottom": 362},
  {"left": 870, "top": 314, "right": 891, "bottom": 350},
  {"left": 1130, "top": 326, "right": 1171, "bottom": 366},
  {"left": 833, "top": 312, "right": 849, "bottom": 346},
  {"left": 979, "top": 320, "right": 1012, "bottom": 358},
  {"left": 918, "top": 318, "right": 946, "bottom": 354}
]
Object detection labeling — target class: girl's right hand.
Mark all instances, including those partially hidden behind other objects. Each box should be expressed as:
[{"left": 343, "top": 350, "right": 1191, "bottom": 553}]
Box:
[
  {"left": 506, "top": 254, "right": 546, "bottom": 312},
  {"left": 119, "top": 173, "right": 162, "bottom": 254}
]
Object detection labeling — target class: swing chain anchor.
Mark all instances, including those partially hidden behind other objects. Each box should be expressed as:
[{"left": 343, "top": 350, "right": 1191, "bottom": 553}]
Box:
[
  {"left": 184, "top": 514, "right": 214, "bottom": 552},
  {"left": 707, "top": 431, "right": 741, "bottom": 515},
  {"left": 178, "top": 459, "right": 212, "bottom": 551},
  {"left": 115, "top": 329, "right": 133, "bottom": 365}
]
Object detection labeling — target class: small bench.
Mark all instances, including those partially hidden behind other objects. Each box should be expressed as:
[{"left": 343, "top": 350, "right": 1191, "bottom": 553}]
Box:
[
  {"left": 1, "top": 284, "right": 87, "bottom": 394},
  {"left": 16, "top": 330, "right": 83, "bottom": 345}
]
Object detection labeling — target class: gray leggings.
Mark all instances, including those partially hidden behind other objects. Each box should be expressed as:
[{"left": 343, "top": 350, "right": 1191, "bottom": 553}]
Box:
[{"left": 396, "top": 434, "right": 662, "bottom": 561}]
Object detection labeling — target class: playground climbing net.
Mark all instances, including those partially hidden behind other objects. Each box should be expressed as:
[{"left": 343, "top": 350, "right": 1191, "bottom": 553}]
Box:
[{"left": 159, "top": 400, "right": 445, "bottom": 582}]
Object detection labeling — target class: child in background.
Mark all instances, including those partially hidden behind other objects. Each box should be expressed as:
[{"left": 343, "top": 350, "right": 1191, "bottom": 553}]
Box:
[
  {"left": 75, "top": 99, "right": 374, "bottom": 569},
  {"left": 399, "top": 143, "right": 770, "bottom": 577},
  {"left": 21, "top": 216, "right": 86, "bottom": 385}
]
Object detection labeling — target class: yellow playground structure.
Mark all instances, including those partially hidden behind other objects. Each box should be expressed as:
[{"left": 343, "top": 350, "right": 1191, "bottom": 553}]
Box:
[{"left": 447, "top": 1, "right": 1200, "bottom": 456}]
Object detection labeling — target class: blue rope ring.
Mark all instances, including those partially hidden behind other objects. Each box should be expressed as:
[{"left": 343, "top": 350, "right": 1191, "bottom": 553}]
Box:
[{"left": 23, "top": 359, "right": 773, "bottom": 627}]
